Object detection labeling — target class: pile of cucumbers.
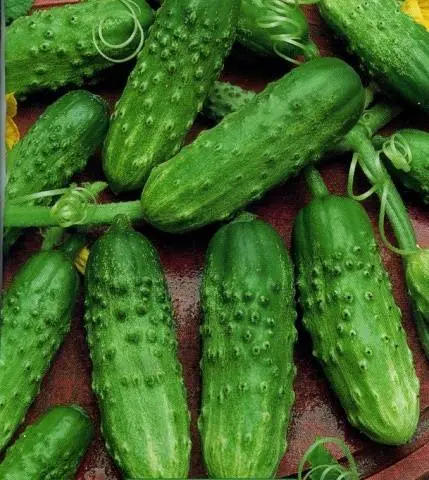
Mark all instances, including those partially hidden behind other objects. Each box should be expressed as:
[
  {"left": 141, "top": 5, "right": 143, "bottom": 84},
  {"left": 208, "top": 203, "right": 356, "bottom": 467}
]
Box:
[{"left": 3, "top": 0, "right": 429, "bottom": 478}]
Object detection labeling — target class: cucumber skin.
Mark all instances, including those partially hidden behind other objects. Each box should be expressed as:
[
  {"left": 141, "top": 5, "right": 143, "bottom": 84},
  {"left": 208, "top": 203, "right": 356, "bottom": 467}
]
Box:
[
  {"left": 319, "top": 0, "right": 429, "bottom": 112},
  {"left": 386, "top": 129, "right": 429, "bottom": 204},
  {"left": 293, "top": 195, "right": 420, "bottom": 445},
  {"left": 0, "top": 250, "right": 80, "bottom": 452},
  {"left": 199, "top": 214, "right": 297, "bottom": 478},
  {"left": 103, "top": 0, "right": 240, "bottom": 193},
  {"left": 6, "top": 0, "right": 154, "bottom": 97},
  {"left": 141, "top": 57, "right": 365, "bottom": 233},
  {"left": 0, "top": 406, "right": 93, "bottom": 480},
  {"left": 5, "top": 90, "right": 109, "bottom": 253},
  {"left": 84, "top": 217, "right": 191, "bottom": 478}
]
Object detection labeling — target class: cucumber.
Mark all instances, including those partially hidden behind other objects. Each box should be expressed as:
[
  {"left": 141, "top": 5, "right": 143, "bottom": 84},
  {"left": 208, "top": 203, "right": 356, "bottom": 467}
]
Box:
[
  {"left": 103, "top": 0, "right": 240, "bottom": 193},
  {"left": 6, "top": 0, "right": 154, "bottom": 97},
  {"left": 0, "top": 237, "right": 84, "bottom": 452},
  {"left": 199, "top": 213, "right": 297, "bottom": 478},
  {"left": 0, "top": 405, "right": 93, "bottom": 479},
  {"left": 84, "top": 216, "right": 191, "bottom": 478},
  {"left": 5, "top": 90, "right": 109, "bottom": 253},
  {"left": 141, "top": 57, "right": 365, "bottom": 233},
  {"left": 375, "top": 129, "right": 429, "bottom": 204},
  {"left": 292, "top": 169, "right": 420, "bottom": 445},
  {"left": 319, "top": 0, "right": 429, "bottom": 112},
  {"left": 237, "top": 0, "right": 319, "bottom": 60},
  {"left": 203, "top": 81, "right": 256, "bottom": 123}
]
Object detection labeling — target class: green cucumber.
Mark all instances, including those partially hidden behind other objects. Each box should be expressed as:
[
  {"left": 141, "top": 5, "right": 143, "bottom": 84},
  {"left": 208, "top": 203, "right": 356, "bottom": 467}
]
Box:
[
  {"left": 237, "top": 0, "right": 319, "bottom": 60},
  {"left": 103, "top": 0, "right": 240, "bottom": 193},
  {"left": 6, "top": 0, "right": 154, "bottom": 97},
  {"left": 203, "top": 81, "right": 256, "bottom": 123},
  {"left": 374, "top": 129, "right": 429, "bottom": 204},
  {"left": 84, "top": 216, "right": 191, "bottom": 478},
  {"left": 0, "top": 237, "right": 84, "bottom": 452},
  {"left": 292, "top": 168, "right": 420, "bottom": 445},
  {"left": 5, "top": 90, "right": 109, "bottom": 253},
  {"left": 319, "top": 0, "right": 429, "bottom": 112},
  {"left": 0, "top": 405, "right": 93, "bottom": 479},
  {"left": 141, "top": 57, "right": 365, "bottom": 233},
  {"left": 199, "top": 213, "right": 297, "bottom": 478}
]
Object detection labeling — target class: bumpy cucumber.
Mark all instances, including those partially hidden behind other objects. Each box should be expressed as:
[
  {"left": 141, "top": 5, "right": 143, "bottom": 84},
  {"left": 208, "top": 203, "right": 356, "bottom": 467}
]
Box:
[
  {"left": 374, "top": 129, "right": 429, "bottom": 204},
  {"left": 5, "top": 90, "right": 109, "bottom": 253},
  {"left": 103, "top": 0, "right": 240, "bottom": 193},
  {"left": 319, "top": 0, "right": 429, "bottom": 112},
  {"left": 199, "top": 213, "right": 297, "bottom": 478},
  {"left": 6, "top": 0, "right": 154, "bottom": 97},
  {"left": 203, "top": 81, "right": 256, "bottom": 122},
  {"left": 293, "top": 170, "right": 420, "bottom": 445},
  {"left": 0, "top": 406, "right": 93, "bottom": 479},
  {"left": 238, "top": 0, "right": 319, "bottom": 60},
  {"left": 141, "top": 57, "right": 365, "bottom": 233},
  {"left": 84, "top": 216, "right": 191, "bottom": 478},
  {"left": 0, "top": 237, "right": 84, "bottom": 452}
]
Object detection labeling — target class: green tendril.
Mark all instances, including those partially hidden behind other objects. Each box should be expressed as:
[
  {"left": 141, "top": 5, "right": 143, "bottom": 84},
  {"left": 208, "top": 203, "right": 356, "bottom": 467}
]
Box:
[
  {"left": 92, "top": 0, "right": 145, "bottom": 64},
  {"left": 9, "top": 187, "right": 71, "bottom": 204},
  {"left": 382, "top": 133, "right": 413, "bottom": 172},
  {"left": 347, "top": 153, "right": 379, "bottom": 201},
  {"left": 51, "top": 185, "right": 97, "bottom": 228},
  {"left": 297, "top": 437, "right": 359, "bottom": 480}
]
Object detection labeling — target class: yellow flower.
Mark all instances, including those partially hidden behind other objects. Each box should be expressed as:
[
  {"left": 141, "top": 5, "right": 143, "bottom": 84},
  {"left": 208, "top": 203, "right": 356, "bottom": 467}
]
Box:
[
  {"left": 6, "top": 93, "right": 20, "bottom": 151},
  {"left": 402, "top": 0, "right": 429, "bottom": 30},
  {"left": 74, "top": 246, "right": 90, "bottom": 275}
]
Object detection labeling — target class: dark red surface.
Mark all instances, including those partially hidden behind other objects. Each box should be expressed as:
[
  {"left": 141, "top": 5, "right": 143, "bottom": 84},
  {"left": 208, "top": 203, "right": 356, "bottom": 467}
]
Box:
[{"left": 4, "top": 2, "right": 429, "bottom": 479}]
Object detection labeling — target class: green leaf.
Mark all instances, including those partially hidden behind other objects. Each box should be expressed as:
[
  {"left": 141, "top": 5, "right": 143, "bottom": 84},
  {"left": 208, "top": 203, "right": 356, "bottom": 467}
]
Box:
[{"left": 6, "top": 0, "right": 33, "bottom": 25}]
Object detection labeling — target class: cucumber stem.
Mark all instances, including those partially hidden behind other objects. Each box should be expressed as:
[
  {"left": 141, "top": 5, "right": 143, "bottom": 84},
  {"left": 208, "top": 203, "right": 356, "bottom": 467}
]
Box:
[
  {"left": 5, "top": 200, "right": 144, "bottom": 228},
  {"left": 345, "top": 128, "right": 417, "bottom": 252},
  {"left": 304, "top": 167, "right": 330, "bottom": 199}
]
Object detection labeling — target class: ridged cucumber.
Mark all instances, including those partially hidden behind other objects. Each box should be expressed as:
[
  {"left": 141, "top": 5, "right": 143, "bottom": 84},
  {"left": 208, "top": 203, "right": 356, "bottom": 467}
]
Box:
[
  {"left": 6, "top": 0, "right": 154, "bottom": 97},
  {"left": 319, "top": 0, "right": 429, "bottom": 112},
  {"left": 0, "top": 406, "right": 93, "bottom": 479},
  {"left": 5, "top": 90, "right": 109, "bottom": 253},
  {"left": 103, "top": 0, "right": 240, "bottom": 192},
  {"left": 84, "top": 216, "right": 191, "bottom": 478},
  {"left": 293, "top": 170, "right": 420, "bottom": 445},
  {"left": 141, "top": 57, "right": 365, "bottom": 233},
  {"left": 0, "top": 237, "right": 84, "bottom": 452},
  {"left": 199, "top": 213, "right": 297, "bottom": 478}
]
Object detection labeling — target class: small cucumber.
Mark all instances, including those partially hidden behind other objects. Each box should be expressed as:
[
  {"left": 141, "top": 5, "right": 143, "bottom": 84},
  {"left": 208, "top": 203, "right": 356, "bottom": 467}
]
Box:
[
  {"left": 0, "top": 237, "right": 84, "bottom": 452},
  {"left": 141, "top": 57, "right": 365, "bottom": 233},
  {"left": 375, "top": 129, "right": 429, "bottom": 204},
  {"left": 293, "top": 170, "right": 420, "bottom": 445},
  {"left": 6, "top": 0, "right": 154, "bottom": 97},
  {"left": 5, "top": 90, "right": 109, "bottom": 253},
  {"left": 103, "top": 0, "right": 240, "bottom": 192},
  {"left": 319, "top": 0, "right": 429, "bottom": 112},
  {"left": 238, "top": 0, "right": 319, "bottom": 60},
  {"left": 0, "top": 405, "right": 93, "bottom": 479},
  {"left": 199, "top": 213, "right": 297, "bottom": 478},
  {"left": 84, "top": 216, "right": 191, "bottom": 478}
]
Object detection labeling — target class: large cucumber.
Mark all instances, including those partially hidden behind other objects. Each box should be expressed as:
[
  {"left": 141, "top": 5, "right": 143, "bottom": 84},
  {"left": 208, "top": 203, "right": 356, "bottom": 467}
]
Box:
[
  {"left": 0, "top": 406, "right": 93, "bottom": 479},
  {"left": 103, "top": 0, "right": 240, "bottom": 193},
  {"left": 0, "top": 237, "right": 84, "bottom": 452},
  {"left": 141, "top": 57, "right": 365, "bottom": 233},
  {"left": 6, "top": 0, "right": 154, "bottom": 97},
  {"left": 319, "top": 0, "right": 429, "bottom": 112},
  {"left": 84, "top": 216, "right": 191, "bottom": 478},
  {"left": 292, "top": 170, "right": 420, "bottom": 445},
  {"left": 199, "top": 213, "right": 297, "bottom": 478},
  {"left": 5, "top": 90, "right": 109, "bottom": 253}
]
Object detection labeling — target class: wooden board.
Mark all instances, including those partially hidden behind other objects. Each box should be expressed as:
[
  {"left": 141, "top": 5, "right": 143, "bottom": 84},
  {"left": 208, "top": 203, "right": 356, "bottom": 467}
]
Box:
[{"left": 4, "top": 2, "right": 429, "bottom": 479}]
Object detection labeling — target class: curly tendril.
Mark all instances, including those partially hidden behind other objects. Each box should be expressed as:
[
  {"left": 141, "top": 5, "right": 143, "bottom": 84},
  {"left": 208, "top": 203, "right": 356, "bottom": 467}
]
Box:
[
  {"left": 347, "top": 153, "right": 418, "bottom": 257},
  {"left": 9, "top": 187, "right": 71, "bottom": 204},
  {"left": 92, "top": 0, "right": 145, "bottom": 64},
  {"left": 382, "top": 133, "right": 413, "bottom": 172},
  {"left": 297, "top": 437, "right": 359, "bottom": 480},
  {"left": 51, "top": 186, "right": 97, "bottom": 228}
]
